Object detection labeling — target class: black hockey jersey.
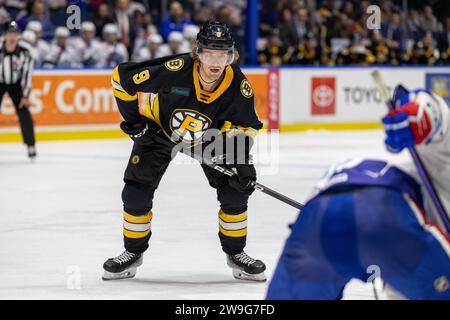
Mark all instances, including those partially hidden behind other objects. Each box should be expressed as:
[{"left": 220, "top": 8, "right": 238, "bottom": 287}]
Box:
[{"left": 111, "top": 53, "right": 262, "bottom": 145}]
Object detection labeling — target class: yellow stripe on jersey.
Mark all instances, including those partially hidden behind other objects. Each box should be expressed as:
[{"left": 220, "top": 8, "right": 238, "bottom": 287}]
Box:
[
  {"left": 193, "top": 60, "right": 234, "bottom": 104},
  {"left": 148, "top": 94, "right": 163, "bottom": 128},
  {"left": 112, "top": 66, "right": 137, "bottom": 101},
  {"left": 219, "top": 210, "right": 247, "bottom": 223},
  {"left": 220, "top": 121, "right": 259, "bottom": 139},
  {"left": 123, "top": 211, "right": 152, "bottom": 239},
  {"left": 124, "top": 211, "right": 153, "bottom": 224},
  {"left": 123, "top": 228, "right": 151, "bottom": 239},
  {"left": 137, "top": 92, "right": 163, "bottom": 129},
  {"left": 137, "top": 92, "right": 167, "bottom": 140},
  {"left": 219, "top": 225, "right": 247, "bottom": 238}
]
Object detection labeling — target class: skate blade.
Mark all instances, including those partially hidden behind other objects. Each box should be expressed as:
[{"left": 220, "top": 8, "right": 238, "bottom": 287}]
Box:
[
  {"left": 232, "top": 269, "right": 267, "bottom": 282},
  {"left": 102, "top": 268, "right": 137, "bottom": 281}
]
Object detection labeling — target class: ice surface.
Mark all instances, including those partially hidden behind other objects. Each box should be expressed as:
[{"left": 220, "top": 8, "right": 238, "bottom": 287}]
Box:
[{"left": 0, "top": 130, "right": 406, "bottom": 299}]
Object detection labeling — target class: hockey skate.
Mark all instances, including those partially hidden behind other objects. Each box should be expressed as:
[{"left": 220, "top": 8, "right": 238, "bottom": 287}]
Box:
[
  {"left": 27, "top": 145, "right": 36, "bottom": 160},
  {"left": 226, "top": 251, "right": 266, "bottom": 282},
  {"left": 102, "top": 250, "right": 143, "bottom": 280}
]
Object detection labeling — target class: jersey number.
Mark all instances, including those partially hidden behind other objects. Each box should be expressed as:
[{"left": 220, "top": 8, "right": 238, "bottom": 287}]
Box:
[{"left": 133, "top": 70, "right": 150, "bottom": 84}]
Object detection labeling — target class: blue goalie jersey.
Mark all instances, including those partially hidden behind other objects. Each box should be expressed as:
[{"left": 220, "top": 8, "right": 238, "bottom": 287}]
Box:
[{"left": 267, "top": 159, "right": 450, "bottom": 300}]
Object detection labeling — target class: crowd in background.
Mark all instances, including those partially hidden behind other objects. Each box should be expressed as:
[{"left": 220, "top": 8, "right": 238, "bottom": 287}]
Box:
[
  {"left": 0, "top": 0, "right": 449, "bottom": 67},
  {"left": 259, "top": 0, "right": 450, "bottom": 65}
]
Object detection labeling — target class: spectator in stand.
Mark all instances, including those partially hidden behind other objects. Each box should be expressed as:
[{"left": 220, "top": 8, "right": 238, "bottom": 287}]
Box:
[
  {"left": 193, "top": 5, "right": 214, "bottom": 26},
  {"left": 182, "top": 24, "right": 199, "bottom": 51},
  {"left": 277, "top": 7, "right": 293, "bottom": 44},
  {"left": 280, "top": 7, "right": 316, "bottom": 48},
  {"left": 25, "top": 20, "right": 50, "bottom": 67},
  {"left": 132, "top": 33, "right": 163, "bottom": 62},
  {"left": 20, "top": 29, "right": 38, "bottom": 62},
  {"left": 1, "top": 0, "right": 26, "bottom": 21},
  {"left": 94, "top": 3, "right": 115, "bottom": 39},
  {"left": 437, "top": 17, "right": 450, "bottom": 64},
  {"left": 419, "top": 5, "right": 443, "bottom": 34},
  {"left": 216, "top": 4, "right": 246, "bottom": 62},
  {"left": 112, "top": 0, "right": 136, "bottom": 57},
  {"left": 158, "top": 31, "right": 187, "bottom": 56},
  {"left": 161, "top": 1, "right": 193, "bottom": 42},
  {"left": 99, "top": 23, "right": 128, "bottom": 68},
  {"left": 336, "top": 33, "right": 375, "bottom": 65},
  {"left": 71, "top": 21, "right": 103, "bottom": 67},
  {"left": 0, "top": 7, "right": 11, "bottom": 27},
  {"left": 257, "top": 31, "right": 287, "bottom": 66},
  {"left": 406, "top": 9, "right": 422, "bottom": 42},
  {"left": 289, "top": 32, "right": 321, "bottom": 65},
  {"left": 131, "top": 7, "right": 158, "bottom": 57},
  {"left": 328, "top": 12, "right": 353, "bottom": 40},
  {"left": 42, "top": 26, "right": 79, "bottom": 67},
  {"left": 17, "top": 0, "right": 54, "bottom": 41},
  {"left": 368, "top": 30, "right": 392, "bottom": 65},
  {"left": 381, "top": 10, "right": 405, "bottom": 52},
  {"left": 47, "top": 0, "right": 68, "bottom": 27},
  {"left": 403, "top": 32, "right": 440, "bottom": 65}
]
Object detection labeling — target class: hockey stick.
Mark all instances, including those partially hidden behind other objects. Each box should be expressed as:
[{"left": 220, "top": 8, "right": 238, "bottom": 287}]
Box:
[
  {"left": 181, "top": 150, "right": 304, "bottom": 210},
  {"left": 371, "top": 70, "right": 450, "bottom": 234}
]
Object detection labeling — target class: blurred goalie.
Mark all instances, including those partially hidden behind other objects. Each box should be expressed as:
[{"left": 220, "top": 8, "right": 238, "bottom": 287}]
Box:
[{"left": 267, "top": 87, "right": 450, "bottom": 300}]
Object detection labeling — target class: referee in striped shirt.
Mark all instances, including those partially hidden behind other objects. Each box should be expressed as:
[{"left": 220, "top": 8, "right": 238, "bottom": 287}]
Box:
[{"left": 0, "top": 21, "right": 36, "bottom": 159}]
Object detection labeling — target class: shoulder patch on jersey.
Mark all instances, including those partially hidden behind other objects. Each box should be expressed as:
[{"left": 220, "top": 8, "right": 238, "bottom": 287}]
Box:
[
  {"left": 240, "top": 79, "right": 253, "bottom": 98},
  {"left": 164, "top": 58, "right": 185, "bottom": 71}
]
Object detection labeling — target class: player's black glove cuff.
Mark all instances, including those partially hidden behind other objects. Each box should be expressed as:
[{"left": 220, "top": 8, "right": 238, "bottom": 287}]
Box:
[
  {"left": 228, "top": 163, "right": 257, "bottom": 196},
  {"left": 120, "top": 121, "right": 149, "bottom": 142}
]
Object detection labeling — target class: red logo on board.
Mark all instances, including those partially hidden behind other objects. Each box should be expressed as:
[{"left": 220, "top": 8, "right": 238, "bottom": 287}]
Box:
[{"left": 311, "top": 77, "right": 336, "bottom": 115}]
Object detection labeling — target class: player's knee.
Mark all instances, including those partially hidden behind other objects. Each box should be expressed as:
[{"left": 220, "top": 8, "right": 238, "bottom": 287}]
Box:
[
  {"left": 122, "top": 181, "right": 155, "bottom": 214},
  {"left": 217, "top": 185, "right": 248, "bottom": 214}
]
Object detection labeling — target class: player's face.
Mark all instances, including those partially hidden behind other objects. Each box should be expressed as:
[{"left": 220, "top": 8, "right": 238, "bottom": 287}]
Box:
[
  {"left": 198, "top": 48, "right": 233, "bottom": 80},
  {"left": 82, "top": 30, "right": 95, "bottom": 42},
  {"left": 4, "top": 32, "right": 19, "bottom": 49}
]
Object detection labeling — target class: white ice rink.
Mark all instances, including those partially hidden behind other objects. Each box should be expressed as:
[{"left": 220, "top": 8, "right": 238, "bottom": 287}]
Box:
[{"left": 0, "top": 130, "right": 405, "bottom": 300}]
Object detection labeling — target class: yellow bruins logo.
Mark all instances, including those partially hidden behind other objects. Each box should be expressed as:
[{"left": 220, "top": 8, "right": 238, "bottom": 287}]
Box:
[
  {"left": 131, "top": 155, "right": 140, "bottom": 164},
  {"left": 240, "top": 79, "right": 253, "bottom": 98},
  {"left": 164, "top": 58, "right": 184, "bottom": 71},
  {"left": 169, "top": 109, "right": 212, "bottom": 143}
]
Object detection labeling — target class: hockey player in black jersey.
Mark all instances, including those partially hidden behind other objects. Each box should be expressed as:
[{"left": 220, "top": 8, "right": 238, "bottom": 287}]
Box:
[{"left": 103, "top": 22, "right": 266, "bottom": 282}]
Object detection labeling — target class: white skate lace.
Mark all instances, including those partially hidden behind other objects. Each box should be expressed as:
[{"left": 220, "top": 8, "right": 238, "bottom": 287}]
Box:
[
  {"left": 234, "top": 252, "right": 256, "bottom": 266},
  {"left": 113, "top": 251, "right": 137, "bottom": 265}
]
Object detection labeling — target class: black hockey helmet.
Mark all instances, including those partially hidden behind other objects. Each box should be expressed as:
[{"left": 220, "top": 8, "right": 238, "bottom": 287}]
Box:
[
  {"left": 196, "top": 21, "right": 234, "bottom": 51},
  {"left": 4, "top": 21, "right": 19, "bottom": 33}
]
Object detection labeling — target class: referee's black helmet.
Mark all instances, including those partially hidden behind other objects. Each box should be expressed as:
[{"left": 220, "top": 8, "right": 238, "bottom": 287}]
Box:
[{"left": 4, "top": 21, "right": 20, "bottom": 33}]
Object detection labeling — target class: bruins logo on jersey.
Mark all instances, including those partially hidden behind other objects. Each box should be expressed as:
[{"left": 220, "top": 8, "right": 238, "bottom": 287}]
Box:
[
  {"left": 170, "top": 109, "right": 211, "bottom": 143},
  {"left": 240, "top": 79, "right": 253, "bottom": 98},
  {"left": 164, "top": 58, "right": 184, "bottom": 71}
]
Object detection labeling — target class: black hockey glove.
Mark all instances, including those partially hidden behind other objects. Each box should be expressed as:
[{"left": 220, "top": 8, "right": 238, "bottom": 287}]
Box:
[
  {"left": 228, "top": 163, "right": 257, "bottom": 196},
  {"left": 120, "top": 121, "right": 149, "bottom": 142}
]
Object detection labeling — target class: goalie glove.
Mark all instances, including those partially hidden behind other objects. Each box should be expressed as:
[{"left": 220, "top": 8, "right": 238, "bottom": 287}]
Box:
[{"left": 382, "top": 89, "right": 442, "bottom": 153}]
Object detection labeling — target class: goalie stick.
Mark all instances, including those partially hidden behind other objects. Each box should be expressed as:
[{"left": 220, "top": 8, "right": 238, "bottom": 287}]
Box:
[{"left": 371, "top": 70, "right": 450, "bottom": 234}]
